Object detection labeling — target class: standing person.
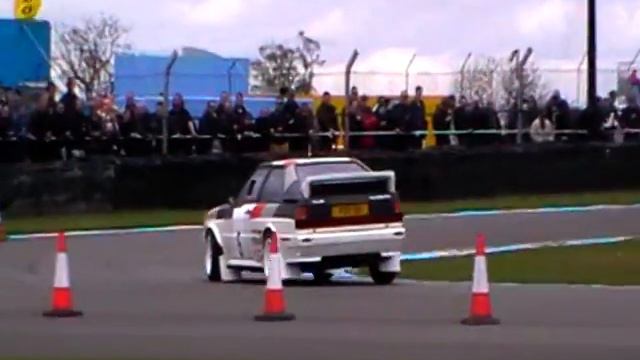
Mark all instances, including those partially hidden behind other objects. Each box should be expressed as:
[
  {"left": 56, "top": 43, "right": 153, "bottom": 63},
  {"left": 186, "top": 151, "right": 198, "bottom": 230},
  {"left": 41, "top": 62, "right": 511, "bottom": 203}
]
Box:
[
  {"left": 453, "top": 96, "right": 472, "bottom": 147},
  {"left": 545, "top": 91, "right": 571, "bottom": 141},
  {"left": 407, "top": 85, "right": 426, "bottom": 150},
  {"left": 315, "top": 91, "right": 339, "bottom": 151},
  {"left": 46, "top": 81, "right": 57, "bottom": 112},
  {"left": 168, "top": 93, "right": 196, "bottom": 136},
  {"left": 289, "top": 103, "right": 313, "bottom": 153},
  {"left": 168, "top": 93, "right": 196, "bottom": 155},
  {"left": 60, "top": 78, "right": 79, "bottom": 116},
  {"left": 373, "top": 96, "right": 391, "bottom": 149},
  {"left": 432, "top": 95, "right": 455, "bottom": 147},
  {"left": 389, "top": 91, "right": 412, "bottom": 151},
  {"left": 360, "top": 105, "right": 380, "bottom": 150}
]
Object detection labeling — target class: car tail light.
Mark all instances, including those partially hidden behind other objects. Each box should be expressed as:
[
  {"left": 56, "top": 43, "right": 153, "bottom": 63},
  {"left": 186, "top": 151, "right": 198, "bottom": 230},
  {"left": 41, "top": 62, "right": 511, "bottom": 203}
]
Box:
[
  {"left": 295, "top": 206, "right": 308, "bottom": 221},
  {"left": 393, "top": 198, "right": 401, "bottom": 214}
]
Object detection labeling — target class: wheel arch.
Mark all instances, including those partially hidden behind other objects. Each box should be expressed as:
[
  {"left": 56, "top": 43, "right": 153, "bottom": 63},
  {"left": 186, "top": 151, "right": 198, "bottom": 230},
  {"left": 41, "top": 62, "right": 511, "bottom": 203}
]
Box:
[{"left": 204, "top": 224, "right": 224, "bottom": 251}]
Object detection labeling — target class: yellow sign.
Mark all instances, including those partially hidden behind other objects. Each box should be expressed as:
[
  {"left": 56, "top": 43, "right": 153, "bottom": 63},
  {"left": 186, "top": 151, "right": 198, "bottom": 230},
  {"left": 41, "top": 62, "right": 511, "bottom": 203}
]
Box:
[{"left": 14, "top": 0, "right": 42, "bottom": 20}]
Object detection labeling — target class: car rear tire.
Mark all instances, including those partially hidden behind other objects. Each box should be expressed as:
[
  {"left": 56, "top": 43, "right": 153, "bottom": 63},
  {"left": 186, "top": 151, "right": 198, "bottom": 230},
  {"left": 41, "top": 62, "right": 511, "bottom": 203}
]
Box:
[
  {"left": 312, "top": 271, "right": 333, "bottom": 285},
  {"left": 369, "top": 266, "right": 397, "bottom": 285},
  {"left": 205, "top": 231, "right": 222, "bottom": 282}
]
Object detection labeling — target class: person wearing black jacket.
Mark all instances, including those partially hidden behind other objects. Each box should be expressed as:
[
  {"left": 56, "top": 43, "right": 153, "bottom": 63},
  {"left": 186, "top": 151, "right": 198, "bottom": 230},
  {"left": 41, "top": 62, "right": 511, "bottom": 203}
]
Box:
[
  {"left": 432, "top": 95, "right": 455, "bottom": 147},
  {"left": 315, "top": 92, "right": 338, "bottom": 151},
  {"left": 545, "top": 91, "right": 571, "bottom": 140},
  {"left": 168, "top": 94, "right": 196, "bottom": 155},
  {"left": 407, "top": 86, "right": 426, "bottom": 150},
  {"left": 372, "top": 96, "right": 391, "bottom": 149},
  {"left": 168, "top": 94, "right": 196, "bottom": 136},
  {"left": 388, "top": 91, "right": 411, "bottom": 151},
  {"left": 453, "top": 96, "right": 472, "bottom": 147}
]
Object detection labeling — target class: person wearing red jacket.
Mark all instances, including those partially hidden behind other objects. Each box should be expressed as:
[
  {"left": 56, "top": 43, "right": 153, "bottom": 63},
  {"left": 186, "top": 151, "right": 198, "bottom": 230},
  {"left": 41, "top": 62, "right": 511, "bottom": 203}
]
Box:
[{"left": 359, "top": 106, "right": 380, "bottom": 149}]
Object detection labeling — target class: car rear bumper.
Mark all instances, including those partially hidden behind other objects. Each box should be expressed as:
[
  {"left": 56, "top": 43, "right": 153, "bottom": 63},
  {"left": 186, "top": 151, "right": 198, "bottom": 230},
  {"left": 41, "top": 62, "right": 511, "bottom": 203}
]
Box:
[{"left": 281, "top": 223, "right": 405, "bottom": 264}]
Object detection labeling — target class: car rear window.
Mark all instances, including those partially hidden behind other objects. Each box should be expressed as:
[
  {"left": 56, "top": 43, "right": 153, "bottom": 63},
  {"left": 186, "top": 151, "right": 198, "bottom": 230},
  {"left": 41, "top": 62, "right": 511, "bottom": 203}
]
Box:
[{"left": 295, "top": 162, "right": 367, "bottom": 181}]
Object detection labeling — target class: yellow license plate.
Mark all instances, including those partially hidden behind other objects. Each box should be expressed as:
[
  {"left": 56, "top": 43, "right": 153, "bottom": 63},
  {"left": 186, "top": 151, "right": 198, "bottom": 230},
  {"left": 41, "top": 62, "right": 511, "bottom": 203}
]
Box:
[{"left": 331, "top": 204, "right": 369, "bottom": 218}]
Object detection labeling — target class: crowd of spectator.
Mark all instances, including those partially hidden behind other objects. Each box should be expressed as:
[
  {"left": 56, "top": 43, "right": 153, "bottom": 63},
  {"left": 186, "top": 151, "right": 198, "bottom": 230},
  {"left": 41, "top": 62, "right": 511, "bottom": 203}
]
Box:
[{"left": 1, "top": 76, "right": 640, "bottom": 163}]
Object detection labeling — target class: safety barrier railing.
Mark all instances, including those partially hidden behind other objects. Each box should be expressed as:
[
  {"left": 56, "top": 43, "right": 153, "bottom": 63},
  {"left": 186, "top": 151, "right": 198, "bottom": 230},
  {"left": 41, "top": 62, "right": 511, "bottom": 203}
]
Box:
[{"left": 1, "top": 127, "right": 639, "bottom": 163}]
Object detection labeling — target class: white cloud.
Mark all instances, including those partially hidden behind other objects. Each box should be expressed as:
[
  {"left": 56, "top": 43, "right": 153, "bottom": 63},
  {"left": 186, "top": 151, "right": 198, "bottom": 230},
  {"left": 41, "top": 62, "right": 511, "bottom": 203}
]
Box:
[
  {"left": 2, "top": 0, "right": 640, "bottom": 100},
  {"left": 170, "top": 0, "right": 246, "bottom": 26},
  {"left": 306, "top": 9, "right": 348, "bottom": 40},
  {"left": 516, "top": 0, "right": 575, "bottom": 36}
]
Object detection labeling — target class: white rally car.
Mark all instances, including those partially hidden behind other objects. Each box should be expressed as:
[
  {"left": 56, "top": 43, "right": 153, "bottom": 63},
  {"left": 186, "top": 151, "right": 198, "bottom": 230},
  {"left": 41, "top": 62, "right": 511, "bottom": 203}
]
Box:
[{"left": 203, "top": 157, "right": 405, "bottom": 285}]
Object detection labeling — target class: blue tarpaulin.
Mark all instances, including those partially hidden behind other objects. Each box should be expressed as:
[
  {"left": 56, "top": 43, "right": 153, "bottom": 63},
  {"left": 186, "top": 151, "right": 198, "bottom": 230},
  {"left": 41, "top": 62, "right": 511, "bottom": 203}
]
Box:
[
  {"left": 0, "top": 19, "right": 51, "bottom": 87},
  {"left": 114, "top": 51, "right": 314, "bottom": 117},
  {"left": 114, "top": 51, "right": 250, "bottom": 98}
]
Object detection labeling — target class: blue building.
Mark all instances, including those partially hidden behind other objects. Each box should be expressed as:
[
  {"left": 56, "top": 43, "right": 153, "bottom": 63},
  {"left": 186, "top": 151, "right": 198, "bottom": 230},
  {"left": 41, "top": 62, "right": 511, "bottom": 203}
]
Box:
[
  {"left": 114, "top": 48, "right": 251, "bottom": 116},
  {"left": 114, "top": 48, "right": 312, "bottom": 118},
  {"left": 0, "top": 19, "right": 51, "bottom": 88}
]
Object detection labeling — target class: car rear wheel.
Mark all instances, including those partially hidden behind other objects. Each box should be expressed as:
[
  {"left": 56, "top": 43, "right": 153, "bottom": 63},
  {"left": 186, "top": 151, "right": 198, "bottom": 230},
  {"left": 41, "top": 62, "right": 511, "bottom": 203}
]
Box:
[
  {"left": 205, "top": 231, "right": 222, "bottom": 282},
  {"left": 369, "top": 265, "right": 397, "bottom": 285},
  {"left": 312, "top": 271, "right": 333, "bottom": 285}
]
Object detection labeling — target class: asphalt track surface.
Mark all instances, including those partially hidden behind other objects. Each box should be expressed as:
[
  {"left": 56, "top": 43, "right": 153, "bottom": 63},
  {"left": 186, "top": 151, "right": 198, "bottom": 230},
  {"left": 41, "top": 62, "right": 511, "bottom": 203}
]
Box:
[{"left": 1, "top": 207, "right": 640, "bottom": 360}]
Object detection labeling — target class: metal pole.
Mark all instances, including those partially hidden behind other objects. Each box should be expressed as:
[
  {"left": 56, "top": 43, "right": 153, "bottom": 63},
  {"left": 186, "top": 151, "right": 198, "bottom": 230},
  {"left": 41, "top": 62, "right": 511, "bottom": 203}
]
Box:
[
  {"left": 515, "top": 47, "right": 533, "bottom": 145},
  {"left": 576, "top": 52, "right": 587, "bottom": 106},
  {"left": 587, "top": 0, "right": 597, "bottom": 110},
  {"left": 459, "top": 52, "right": 472, "bottom": 97},
  {"left": 404, "top": 53, "right": 417, "bottom": 92},
  {"left": 227, "top": 60, "right": 238, "bottom": 93},
  {"left": 509, "top": 49, "right": 521, "bottom": 144},
  {"left": 162, "top": 50, "right": 179, "bottom": 156},
  {"left": 344, "top": 49, "right": 359, "bottom": 151}
]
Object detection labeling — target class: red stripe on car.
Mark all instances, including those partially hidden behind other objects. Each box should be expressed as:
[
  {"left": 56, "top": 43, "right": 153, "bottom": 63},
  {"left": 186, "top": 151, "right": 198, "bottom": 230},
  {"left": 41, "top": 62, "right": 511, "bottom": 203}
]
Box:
[{"left": 250, "top": 203, "right": 267, "bottom": 219}]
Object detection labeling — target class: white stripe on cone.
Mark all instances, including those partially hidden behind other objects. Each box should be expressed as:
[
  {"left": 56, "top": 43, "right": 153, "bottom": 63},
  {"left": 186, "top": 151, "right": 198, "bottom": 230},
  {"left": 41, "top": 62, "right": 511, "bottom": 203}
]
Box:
[
  {"left": 471, "top": 255, "right": 489, "bottom": 294},
  {"left": 54, "top": 253, "right": 71, "bottom": 288},
  {"left": 266, "top": 252, "right": 284, "bottom": 290}
]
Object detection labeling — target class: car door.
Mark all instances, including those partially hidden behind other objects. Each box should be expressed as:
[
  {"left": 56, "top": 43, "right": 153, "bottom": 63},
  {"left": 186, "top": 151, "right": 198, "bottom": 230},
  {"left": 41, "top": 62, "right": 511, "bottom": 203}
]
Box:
[
  {"left": 244, "top": 166, "right": 286, "bottom": 262},
  {"left": 225, "top": 166, "right": 270, "bottom": 260}
]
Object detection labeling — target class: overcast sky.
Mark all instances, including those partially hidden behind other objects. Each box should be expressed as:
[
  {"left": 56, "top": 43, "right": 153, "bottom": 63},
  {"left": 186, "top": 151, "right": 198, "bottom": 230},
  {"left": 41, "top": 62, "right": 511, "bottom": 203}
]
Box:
[{"left": 1, "top": 0, "right": 639, "bottom": 98}]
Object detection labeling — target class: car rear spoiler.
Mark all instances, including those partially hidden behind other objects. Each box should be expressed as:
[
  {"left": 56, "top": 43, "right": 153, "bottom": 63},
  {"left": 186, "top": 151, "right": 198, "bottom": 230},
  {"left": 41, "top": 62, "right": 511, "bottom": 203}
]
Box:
[{"left": 301, "top": 171, "right": 396, "bottom": 198}]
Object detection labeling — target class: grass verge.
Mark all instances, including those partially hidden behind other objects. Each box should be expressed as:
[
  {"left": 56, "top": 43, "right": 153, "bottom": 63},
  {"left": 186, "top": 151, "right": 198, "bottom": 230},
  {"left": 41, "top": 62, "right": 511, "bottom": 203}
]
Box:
[
  {"left": 401, "top": 189, "right": 640, "bottom": 214},
  {"left": 401, "top": 240, "right": 640, "bottom": 286},
  {"left": 3, "top": 189, "right": 640, "bottom": 235}
]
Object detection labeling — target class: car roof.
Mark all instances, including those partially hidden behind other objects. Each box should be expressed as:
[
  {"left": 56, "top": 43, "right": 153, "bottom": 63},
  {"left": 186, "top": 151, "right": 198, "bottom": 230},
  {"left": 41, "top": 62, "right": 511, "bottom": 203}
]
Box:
[{"left": 268, "top": 157, "right": 357, "bottom": 167}]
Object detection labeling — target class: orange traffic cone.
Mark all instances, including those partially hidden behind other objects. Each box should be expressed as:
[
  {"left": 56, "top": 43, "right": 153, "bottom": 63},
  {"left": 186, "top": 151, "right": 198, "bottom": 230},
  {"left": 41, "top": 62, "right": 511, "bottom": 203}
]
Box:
[
  {"left": 461, "top": 233, "right": 500, "bottom": 326},
  {"left": 254, "top": 231, "right": 295, "bottom": 322},
  {"left": 43, "top": 232, "right": 83, "bottom": 318}
]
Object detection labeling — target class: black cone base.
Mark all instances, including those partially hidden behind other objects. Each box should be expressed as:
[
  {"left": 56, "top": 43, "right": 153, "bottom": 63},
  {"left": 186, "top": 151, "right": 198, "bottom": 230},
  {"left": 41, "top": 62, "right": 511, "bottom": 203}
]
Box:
[
  {"left": 43, "top": 309, "right": 84, "bottom": 318},
  {"left": 461, "top": 316, "right": 500, "bottom": 326},
  {"left": 254, "top": 312, "right": 296, "bottom": 322}
]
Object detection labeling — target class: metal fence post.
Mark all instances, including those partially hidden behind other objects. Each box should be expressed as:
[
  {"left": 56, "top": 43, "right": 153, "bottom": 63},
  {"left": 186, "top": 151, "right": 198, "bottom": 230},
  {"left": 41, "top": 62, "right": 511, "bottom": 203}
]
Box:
[
  {"left": 576, "top": 52, "right": 587, "bottom": 106},
  {"left": 404, "top": 53, "right": 417, "bottom": 93},
  {"left": 458, "top": 52, "right": 472, "bottom": 97},
  {"left": 227, "top": 60, "right": 238, "bottom": 94},
  {"left": 162, "top": 50, "right": 179, "bottom": 156},
  {"left": 344, "top": 49, "right": 359, "bottom": 151}
]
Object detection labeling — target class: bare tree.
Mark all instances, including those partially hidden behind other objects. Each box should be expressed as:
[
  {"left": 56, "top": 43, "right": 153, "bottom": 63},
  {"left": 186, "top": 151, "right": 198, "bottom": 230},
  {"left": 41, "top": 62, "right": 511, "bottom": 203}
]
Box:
[
  {"left": 251, "top": 30, "right": 325, "bottom": 95},
  {"left": 455, "top": 56, "right": 501, "bottom": 104},
  {"left": 54, "top": 14, "right": 131, "bottom": 98},
  {"left": 294, "top": 31, "right": 326, "bottom": 94},
  {"left": 455, "top": 55, "right": 549, "bottom": 108},
  {"left": 499, "top": 60, "right": 549, "bottom": 108},
  {"left": 251, "top": 43, "right": 300, "bottom": 94}
]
